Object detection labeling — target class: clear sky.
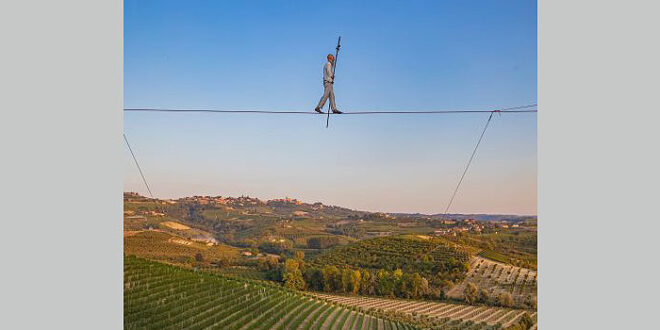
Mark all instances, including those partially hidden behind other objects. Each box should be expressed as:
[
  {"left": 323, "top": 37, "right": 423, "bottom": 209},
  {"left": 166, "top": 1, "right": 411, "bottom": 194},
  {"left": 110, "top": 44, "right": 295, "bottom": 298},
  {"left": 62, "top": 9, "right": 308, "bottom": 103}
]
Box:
[{"left": 124, "top": 0, "right": 537, "bottom": 215}]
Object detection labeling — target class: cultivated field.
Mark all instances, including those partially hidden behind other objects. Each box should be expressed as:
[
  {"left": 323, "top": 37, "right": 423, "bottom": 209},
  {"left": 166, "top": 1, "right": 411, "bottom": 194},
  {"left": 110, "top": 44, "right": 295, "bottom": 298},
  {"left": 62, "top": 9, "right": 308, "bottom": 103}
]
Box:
[
  {"left": 124, "top": 231, "right": 239, "bottom": 264},
  {"left": 447, "top": 256, "right": 537, "bottom": 306},
  {"left": 125, "top": 256, "right": 418, "bottom": 329},
  {"left": 314, "top": 293, "right": 536, "bottom": 329}
]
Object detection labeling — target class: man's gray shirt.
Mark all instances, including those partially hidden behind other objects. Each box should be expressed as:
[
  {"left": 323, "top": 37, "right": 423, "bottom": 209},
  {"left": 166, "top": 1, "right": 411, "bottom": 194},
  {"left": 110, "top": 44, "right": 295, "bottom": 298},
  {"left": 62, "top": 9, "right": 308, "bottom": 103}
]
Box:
[{"left": 323, "top": 61, "right": 334, "bottom": 83}]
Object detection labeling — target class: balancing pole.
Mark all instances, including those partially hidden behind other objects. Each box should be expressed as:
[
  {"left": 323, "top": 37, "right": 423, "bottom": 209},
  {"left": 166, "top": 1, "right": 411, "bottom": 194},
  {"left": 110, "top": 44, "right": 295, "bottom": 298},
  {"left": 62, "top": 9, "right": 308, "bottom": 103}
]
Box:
[{"left": 326, "top": 36, "right": 341, "bottom": 128}]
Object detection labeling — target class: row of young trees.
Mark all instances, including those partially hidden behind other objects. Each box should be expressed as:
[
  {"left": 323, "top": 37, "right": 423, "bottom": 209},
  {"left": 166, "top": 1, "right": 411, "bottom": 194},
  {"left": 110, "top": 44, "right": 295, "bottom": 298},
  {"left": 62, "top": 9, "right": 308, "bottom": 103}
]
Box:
[
  {"left": 463, "top": 282, "right": 537, "bottom": 309},
  {"left": 275, "top": 252, "right": 440, "bottom": 300}
]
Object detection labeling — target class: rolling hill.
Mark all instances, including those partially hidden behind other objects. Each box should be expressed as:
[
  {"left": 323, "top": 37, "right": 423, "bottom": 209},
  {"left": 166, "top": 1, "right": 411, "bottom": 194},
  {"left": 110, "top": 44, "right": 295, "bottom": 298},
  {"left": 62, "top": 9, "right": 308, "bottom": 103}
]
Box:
[
  {"left": 124, "top": 256, "right": 419, "bottom": 329},
  {"left": 309, "top": 235, "right": 471, "bottom": 289}
]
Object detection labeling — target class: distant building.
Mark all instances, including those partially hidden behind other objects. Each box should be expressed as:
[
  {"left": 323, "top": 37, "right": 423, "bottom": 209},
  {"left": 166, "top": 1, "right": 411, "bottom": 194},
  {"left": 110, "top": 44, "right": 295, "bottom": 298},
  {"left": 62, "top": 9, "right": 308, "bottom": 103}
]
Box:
[
  {"left": 434, "top": 229, "right": 451, "bottom": 236},
  {"left": 270, "top": 197, "right": 302, "bottom": 205}
]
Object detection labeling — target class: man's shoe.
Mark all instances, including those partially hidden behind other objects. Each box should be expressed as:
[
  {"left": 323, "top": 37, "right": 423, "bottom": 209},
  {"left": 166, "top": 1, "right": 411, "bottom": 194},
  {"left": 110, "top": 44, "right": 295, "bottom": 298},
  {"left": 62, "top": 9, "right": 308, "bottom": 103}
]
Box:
[
  {"left": 314, "top": 108, "right": 324, "bottom": 114},
  {"left": 332, "top": 109, "right": 343, "bottom": 114}
]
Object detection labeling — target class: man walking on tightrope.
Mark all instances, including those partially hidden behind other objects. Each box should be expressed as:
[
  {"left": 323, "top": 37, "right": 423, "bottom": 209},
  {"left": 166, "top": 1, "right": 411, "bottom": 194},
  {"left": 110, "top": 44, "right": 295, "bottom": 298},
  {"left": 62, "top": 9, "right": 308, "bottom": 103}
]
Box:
[{"left": 314, "top": 54, "right": 342, "bottom": 114}]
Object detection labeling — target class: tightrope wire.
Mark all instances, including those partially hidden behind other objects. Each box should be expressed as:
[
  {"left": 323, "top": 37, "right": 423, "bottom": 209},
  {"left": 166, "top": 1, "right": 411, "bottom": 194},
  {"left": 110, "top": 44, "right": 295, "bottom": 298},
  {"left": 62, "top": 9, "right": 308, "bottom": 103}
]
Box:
[{"left": 124, "top": 104, "right": 537, "bottom": 115}]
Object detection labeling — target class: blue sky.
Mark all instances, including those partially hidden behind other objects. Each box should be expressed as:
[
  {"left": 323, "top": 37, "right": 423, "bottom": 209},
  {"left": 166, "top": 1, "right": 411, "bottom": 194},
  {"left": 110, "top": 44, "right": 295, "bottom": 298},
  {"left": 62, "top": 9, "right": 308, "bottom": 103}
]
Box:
[{"left": 124, "top": 0, "right": 537, "bottom": 215}]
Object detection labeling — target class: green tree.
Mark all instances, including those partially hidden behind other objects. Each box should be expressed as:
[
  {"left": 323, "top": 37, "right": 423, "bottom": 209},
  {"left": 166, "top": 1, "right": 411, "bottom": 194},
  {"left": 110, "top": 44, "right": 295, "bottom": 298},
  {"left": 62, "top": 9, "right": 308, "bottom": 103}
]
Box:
[
  {"left": 350, "top": 269, "right": 361, "bottom": 295},
  {"left": 340, "top": 267, "right": 351, "bottom": 293},
  {"left": 303, "top": 267, "right": 323, "bottom": 291},
  {"left": 518, "top": 312, "right": 535, "bottom": 329},
  {"left": 463, "top": 283, "right": 478, "bottom": 304},
  {"left": 376, "top": 269, "right": 394, "bottom": 297},
  {"left": 524, "top": 294, "right": 537, "bottom": 309},
  {"left": 477, "top": 288, "right": 490, "bottom": 304},
  {"left": 257, "top": 255, "right": 279, "bottom": 271},
  {"left": 410, "top": 273, "right": 424, "bottom": 299},
  {"left": 498, "top": 292, "right": 514, "bottom": 307},
  {"left": 507, "top": 313, "right": 535, "bottom": 330},
  {"left": 307, "top": 236, "right": 340, "bottom": 249},
  {"left": 282, "top": 259, "right": 305, "bottom": 290},
  {"left": 360, "top": 270, "right": 375, "bottom": 295},
  {"left": 322, "top": 265, "right": 341, "bottom": 292}
]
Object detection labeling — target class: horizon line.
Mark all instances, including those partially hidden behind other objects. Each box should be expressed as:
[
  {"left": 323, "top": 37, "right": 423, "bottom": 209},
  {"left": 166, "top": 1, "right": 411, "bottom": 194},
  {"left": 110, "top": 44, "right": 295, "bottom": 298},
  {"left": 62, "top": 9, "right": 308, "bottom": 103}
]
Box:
[{"left": 123, "top": 191, "right": 537, "bottom": 217}]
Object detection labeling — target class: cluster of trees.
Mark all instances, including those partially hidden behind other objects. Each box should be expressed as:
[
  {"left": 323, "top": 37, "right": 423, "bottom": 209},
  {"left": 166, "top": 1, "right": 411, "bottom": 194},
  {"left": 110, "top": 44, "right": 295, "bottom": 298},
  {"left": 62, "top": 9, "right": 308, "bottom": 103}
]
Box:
[
  {"left": 310, "top": 236, "right": 470, "bottom": 289},
  {"left": 462, "top": 283, "right": 536, "bottom": 309},
  {"left": 258, "top": 240, "right": 294, "bottom": 255},
  {"left": 256, "top": 255, "right": 280, "bottom": 271},
  {"left": 506, "top": 313, "right": 535, "bottom": 330},
  {"left": 277, "top": 252, "right": 439, "bottom": 300},
  {"left": 326, "top": 223, "right": 365, "bottom": 238},
  {"left": 307, "top": 236, "right": 340, "bottom": 249},
  {"left": 463, "top": 283, "right": 514, "bottom": 307}
]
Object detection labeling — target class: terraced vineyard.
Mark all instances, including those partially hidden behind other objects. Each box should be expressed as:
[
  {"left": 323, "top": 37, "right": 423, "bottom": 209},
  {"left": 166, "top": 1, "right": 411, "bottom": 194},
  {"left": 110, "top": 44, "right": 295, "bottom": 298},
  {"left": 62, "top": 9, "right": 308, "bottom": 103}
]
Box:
[
  {"left": 313, "top": 293, "right": 536, "bottom": 329},
  {"left": 124, "top": 256, "right": 417, "bottom": 329},
  {"left": 447, "top": 257, "right": 537, "bottom": 306}
]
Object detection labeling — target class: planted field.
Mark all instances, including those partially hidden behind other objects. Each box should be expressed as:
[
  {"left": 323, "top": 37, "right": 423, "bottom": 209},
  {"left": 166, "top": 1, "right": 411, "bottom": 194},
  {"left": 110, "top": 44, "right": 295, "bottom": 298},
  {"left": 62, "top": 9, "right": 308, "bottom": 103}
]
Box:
[
  {"left": 447, "top": 257, "right": 537, "bottom": 307},
  {"left": 477, "top": 250, "right": 509, "bottom": 265},
  {"left": 124, "top": 256, "right": 416, "bottom": 329},
  {"left": 124, "top": 230, "right": 239, "bottom": 264},
  {"left": 215, "top": 267, "right": 269, "bottom": 280},
  {"left": 313, "top": 293, "right": 535, "bottom": 329}
]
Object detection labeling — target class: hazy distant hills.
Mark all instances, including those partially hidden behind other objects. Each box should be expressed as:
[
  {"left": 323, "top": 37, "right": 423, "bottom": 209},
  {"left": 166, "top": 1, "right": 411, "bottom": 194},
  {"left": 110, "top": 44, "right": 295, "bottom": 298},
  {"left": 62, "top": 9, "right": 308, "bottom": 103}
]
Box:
[
  {"left": 392, "top": 213, "right": 537, "bottom": 222},
  {"left": 125, "top": 192, "right": 535, "bottom": 222}
]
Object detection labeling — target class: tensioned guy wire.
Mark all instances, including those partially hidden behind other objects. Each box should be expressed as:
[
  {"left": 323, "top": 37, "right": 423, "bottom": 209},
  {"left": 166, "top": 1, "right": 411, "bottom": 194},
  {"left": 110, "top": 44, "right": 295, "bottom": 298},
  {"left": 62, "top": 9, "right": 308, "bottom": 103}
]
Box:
[
  {"left": 440, "top": 111, "right": 496, "bottom": 221},
  {"left": 123, "top": 133, "right": 155, "bottom": 199}
]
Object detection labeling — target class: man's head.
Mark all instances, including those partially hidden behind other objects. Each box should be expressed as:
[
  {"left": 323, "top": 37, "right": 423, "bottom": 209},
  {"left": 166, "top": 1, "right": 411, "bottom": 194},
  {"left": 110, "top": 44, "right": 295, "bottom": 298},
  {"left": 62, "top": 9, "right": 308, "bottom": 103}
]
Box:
[{"left": 327, "top": 54, "right": 334, "bottom": 62}]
